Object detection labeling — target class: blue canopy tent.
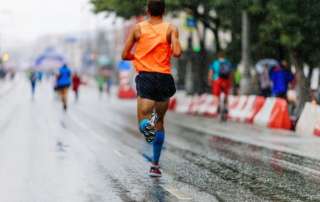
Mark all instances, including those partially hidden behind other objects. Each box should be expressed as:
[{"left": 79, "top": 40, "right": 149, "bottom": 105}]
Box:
[{"left": 34, "top": 48, "right": 66, "bottom": 70}]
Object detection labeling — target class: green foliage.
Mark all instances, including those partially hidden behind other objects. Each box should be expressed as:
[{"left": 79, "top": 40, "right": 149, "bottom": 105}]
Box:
[
  {"left": 91, "top": 0, "right": 320, "bottom": 66},
  {"left": 257, "top": 0, "right": 320, "bottom": 65},
  {"left": 91, "top": 0, "right": 146, "bottom": 19}
]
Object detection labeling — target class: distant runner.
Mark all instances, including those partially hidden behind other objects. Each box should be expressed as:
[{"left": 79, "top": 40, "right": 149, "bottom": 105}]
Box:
[
  {"left": 56, "top": 64, "right": 72, "bottom": 111},
  {"left": 72, "top": 72, "right": 82, "bottom": 101},
  {"left": 122, "top": 0, "right": 182, "bottom": 177},
  {"left": 208, "top": 52, "right": 233, "bottom": 121},
  {"left": 29, "top": 70, "right": 38, "bottom": 98},
  {"left": 96, "top": 74, "right": 105, "bottom": 98},
  {"left": 105, "top": 69, "right": 113, "bottom": 96}
]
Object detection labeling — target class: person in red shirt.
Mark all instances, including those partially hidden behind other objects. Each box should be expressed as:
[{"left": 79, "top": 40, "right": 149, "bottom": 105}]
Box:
[{"left": 72, "top": 73, "right": 82, "bottom": 101}]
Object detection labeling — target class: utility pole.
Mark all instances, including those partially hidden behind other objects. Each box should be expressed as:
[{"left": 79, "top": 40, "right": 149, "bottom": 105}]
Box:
[{"left": 239, "top": 10, "right": 252, "bottom": 95}]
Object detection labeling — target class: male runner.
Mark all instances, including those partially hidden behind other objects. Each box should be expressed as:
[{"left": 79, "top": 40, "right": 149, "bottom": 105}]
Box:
[
  {"left": 56, "top": 64, "right": 72, "bottom": 111},
  {"left": 122, "top": 0, "right": 182, "bottom": 177},
  {"left": 208, "top": 52, "right": 233, "bottom": 120},
  {"left": 29, "top": 70, "right": 37, "bottom": 98}
]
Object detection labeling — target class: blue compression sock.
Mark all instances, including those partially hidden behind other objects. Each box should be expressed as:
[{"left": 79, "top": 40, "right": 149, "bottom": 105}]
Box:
[
  {"left": 139, "top": 119, "right": 150, "bottom": 134},
  {"left": 153, "top": 131, "right": 165, "bottom": 164}
]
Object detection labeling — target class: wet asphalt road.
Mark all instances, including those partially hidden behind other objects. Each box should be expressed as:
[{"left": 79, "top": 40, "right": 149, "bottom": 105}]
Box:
[{"left": 0, "top": 79, "right": 320, "bottom": 202}]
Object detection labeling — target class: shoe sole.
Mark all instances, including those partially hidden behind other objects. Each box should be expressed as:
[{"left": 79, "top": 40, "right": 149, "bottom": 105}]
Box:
[
  {"left": 149, "top": 173, "right": 162, "bottom": 177},
  {"left": 145, "top": 134, "right": 155, "bottom": 143}
]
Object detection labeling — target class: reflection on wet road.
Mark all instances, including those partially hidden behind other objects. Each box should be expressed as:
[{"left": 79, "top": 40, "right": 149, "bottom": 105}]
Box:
[{"left": 0, "top": 80, "right": 319, "bottom": 202}]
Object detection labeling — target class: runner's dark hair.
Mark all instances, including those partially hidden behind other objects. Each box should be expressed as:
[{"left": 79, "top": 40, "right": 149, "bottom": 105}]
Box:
[{"left": 147, "top": 0, "right": 165, "bottom": 16}]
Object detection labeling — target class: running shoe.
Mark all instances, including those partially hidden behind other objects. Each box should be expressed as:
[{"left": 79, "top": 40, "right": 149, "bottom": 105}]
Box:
[
  {"left": 149, "top": 164, "right": 162, "bottom": 177},
  {"left": 141, "top": 113, "right": 159, "bottom": 143},
  {"left": 145, "top": 125, "right": 156, "bottom": 143},
  {"left": 150, "top": 112, "right": 159, "bottom": 127}
]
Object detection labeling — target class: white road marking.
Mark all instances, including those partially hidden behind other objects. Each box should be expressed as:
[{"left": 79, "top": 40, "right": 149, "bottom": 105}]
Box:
[
  {"left": 161, "top": 185, "right": 192, "bottom": 200},
  {"left": 114, "top": 150, "right": 124, "bottom": 158}
]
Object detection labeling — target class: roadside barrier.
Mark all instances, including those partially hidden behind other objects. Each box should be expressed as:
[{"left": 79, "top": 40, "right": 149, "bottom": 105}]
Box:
[
  {"left": 168, "top": 97, "right": 177, "bottom": 110},
  {"left": 296, "top": 103, "right": 320, "bottom": 136},
  {"left": 197, "top": 95, "right": 219, "bottom": 116},
  {"left": 189, "top": 94, "right": 208, "bottom": 115},
  {"left": 170, "top": 92, "right": 293, "bottom": 131},
  {"left": 228, "top": 96, "right": 248, "bottom": 121},
  {"left": 254, "top": 98, "right": 292, "bottom": 130},
  {"left": 314, "top": 121, "right": 320, "bottom": 136},
  {"left": 246, "top": 96, "right": 265, "bottom": 123},
  {"left": 229, "top": 96, "right": 265, "bottom": 123},
  {"left": 175, "top": 95, "right": 192, "bottom": 114}
]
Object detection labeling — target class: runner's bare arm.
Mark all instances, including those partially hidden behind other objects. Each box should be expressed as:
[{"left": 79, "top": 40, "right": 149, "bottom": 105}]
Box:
[
  {"left": 121, "top": 25, "right": 139, "bottom": 60},
  {"left": 170, "top": 25, "right": 182, "bottom": 58}
]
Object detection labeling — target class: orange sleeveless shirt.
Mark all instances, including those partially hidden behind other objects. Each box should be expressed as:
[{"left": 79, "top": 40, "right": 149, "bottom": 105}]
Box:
[{"left": 133, "top": 21, "right": 172, "bottom": 74}]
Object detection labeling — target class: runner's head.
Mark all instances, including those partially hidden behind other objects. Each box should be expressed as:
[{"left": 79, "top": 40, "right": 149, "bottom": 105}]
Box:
[
  {"left": 217, "top": 51, "right": 225, "bottom": 60},
  {"left": 147, "top": 0, "right": 165, "bottom": 17}
]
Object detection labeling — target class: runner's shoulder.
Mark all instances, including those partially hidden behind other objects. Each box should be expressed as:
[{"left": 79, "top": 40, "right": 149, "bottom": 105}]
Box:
[
  {"left": 132, "top": 23, "right": 142, "bottom": 40},
  {"left": 168, "top": 23, "right": 178, "bottom": 33}
]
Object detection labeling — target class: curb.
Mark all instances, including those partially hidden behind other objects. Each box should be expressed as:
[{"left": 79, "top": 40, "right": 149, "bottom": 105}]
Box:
[{"left": 169, "top": 115, "right": 320, "bottom": 178}]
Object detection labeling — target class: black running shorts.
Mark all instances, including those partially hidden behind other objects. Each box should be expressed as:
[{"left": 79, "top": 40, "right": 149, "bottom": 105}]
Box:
[{"left": 135, "top": 72, "right": 176, "bottom": 102}]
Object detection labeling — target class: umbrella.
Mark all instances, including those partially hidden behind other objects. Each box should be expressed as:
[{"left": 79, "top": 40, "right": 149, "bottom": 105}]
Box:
[{"left": 255, "top": 59, "right": 279, "bottom": 74}]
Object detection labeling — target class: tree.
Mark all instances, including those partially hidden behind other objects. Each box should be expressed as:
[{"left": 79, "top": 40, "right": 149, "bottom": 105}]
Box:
[
  {"left": 91, "top": 0, "right": 228, "bottom": 94},
  {"left": 258, "top": 0, "right": 320, "bottom": 113},
  {"left": 91, "top": 0, "right": 225, "bottom": 50},
  {"left": 91, "top": 0, "right": 146, "bottom": 19},
  {"left": 91, "top": 0, "right": 320, "bottom": 108}
]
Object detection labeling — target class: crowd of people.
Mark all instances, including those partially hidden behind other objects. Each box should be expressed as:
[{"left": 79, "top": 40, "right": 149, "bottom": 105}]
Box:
[
  {"left": 207, "top": 52, "right": 298, "bottom": 118},
  {"left": 208, "top": 55, "right": 295, "bottom": 99},
  {"left": 208, "top": 52, "right": 302, "bottom": 120},
  {"left": 257, "top": 60, "right": 295, "bottom": 99},
  {"left": 28, "top": 63, "right": 114, "bottom": 112}
]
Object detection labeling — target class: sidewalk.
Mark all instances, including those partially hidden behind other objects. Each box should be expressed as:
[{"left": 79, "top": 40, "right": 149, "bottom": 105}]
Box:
[{"left": 167, "top": 112, "right": 320, "bottom": 161}]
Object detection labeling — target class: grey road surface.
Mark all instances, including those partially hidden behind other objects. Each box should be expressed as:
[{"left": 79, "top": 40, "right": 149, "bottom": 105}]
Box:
[{"left": 0, "top": 79, "right": 319, "bottom": 202}]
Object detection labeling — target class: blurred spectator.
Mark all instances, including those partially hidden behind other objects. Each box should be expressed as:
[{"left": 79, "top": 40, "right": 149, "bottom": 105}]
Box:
[
  {"left": 259, "top": 64, "right": 272, "bottom": 97},
  {"left": 96, "top": 74, "right": 105, "bottom": 97},
  {"left": 105, "top": 69, "right": 113, "bottom": 95},
  {"left": 270, "top": 60, "right": 294, "bottom": 99},
  {"left": 37, "top": 71, "right": 43, "bottom": 82},
  {"left": 0, "top": 68, "right": 6, "bottom": 79}
]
